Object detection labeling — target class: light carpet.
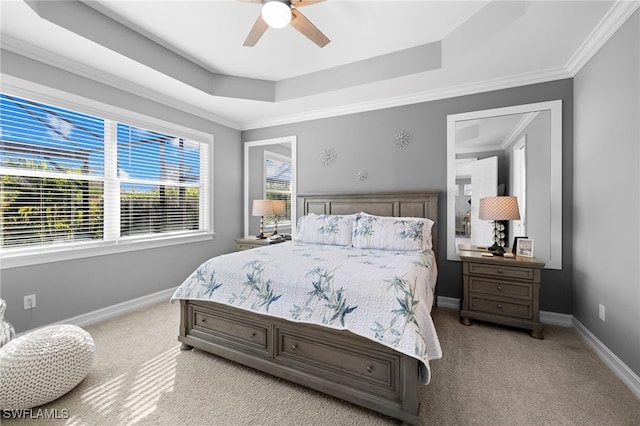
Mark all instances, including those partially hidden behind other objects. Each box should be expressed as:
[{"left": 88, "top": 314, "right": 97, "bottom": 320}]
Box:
[{"left": 2, "top": 302, "right": 639, "bottom": 425}]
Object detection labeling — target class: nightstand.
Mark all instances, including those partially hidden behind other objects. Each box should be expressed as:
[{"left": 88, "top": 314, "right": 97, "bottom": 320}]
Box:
[
  {"left": 459, "top": 251, "right": 545, "bottom": 339},
  {"left": 235, "top": 237, "right": 286, "bottom": 251}
]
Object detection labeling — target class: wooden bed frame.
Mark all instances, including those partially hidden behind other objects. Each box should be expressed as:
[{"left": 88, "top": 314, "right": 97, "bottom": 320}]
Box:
[{"left": 178, "top": 191, "right": 440, "bottom": 425}]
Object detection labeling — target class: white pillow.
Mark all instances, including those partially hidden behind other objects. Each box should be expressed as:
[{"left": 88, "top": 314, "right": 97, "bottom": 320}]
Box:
[
  {"left": 294, "top": 213, "right": 355, "bottom": 246},
  {"left": 352, "top": 212, "right": 434, "bottom": 251}
]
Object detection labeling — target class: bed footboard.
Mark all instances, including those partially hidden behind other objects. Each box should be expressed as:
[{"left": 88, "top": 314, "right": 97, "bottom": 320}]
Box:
[{"left": 178, "top": 299, "right": 421, "bottom": 425}]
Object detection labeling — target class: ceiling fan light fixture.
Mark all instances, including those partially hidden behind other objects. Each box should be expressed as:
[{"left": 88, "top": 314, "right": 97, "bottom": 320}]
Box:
[{"left": 261, "top": 1, "right": 291, "bottom": 29}]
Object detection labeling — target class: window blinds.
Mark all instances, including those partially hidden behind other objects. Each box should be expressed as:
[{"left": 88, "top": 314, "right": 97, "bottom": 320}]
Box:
[
  {"left": 0, "top": 93, "right": 209, "bottom": 251},
  {"left": 117, "top": 124, "right": 202, "bottom": 237},
  {"left": 264, "top": 153, "right": 292, "bottom": 224},
  {"left": 0, "top": 94, "right": 105, "bottom": 248}
]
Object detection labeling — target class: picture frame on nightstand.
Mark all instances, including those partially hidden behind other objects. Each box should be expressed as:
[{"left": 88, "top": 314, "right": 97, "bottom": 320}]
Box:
[
  {"left": 512, "top": 236, "right": 527, "bottom": 253},
  {"left": 516, "top": 238, "right": 534, "bottom": 257}
]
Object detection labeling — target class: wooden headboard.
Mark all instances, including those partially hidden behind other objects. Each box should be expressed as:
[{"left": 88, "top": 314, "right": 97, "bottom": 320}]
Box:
[{"left": 298, "top": 191, "right": 440, "bottom": 253}]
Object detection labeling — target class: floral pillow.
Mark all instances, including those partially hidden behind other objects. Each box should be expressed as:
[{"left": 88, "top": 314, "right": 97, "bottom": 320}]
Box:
[
  {"left": 294, "top": 213, "right": 355, "bottom": 246},
  {"left": 352, "top": 212, "right": 434, "bottom": 251}
]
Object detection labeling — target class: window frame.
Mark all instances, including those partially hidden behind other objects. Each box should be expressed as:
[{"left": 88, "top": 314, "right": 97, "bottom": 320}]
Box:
[{"left": 0, "top": 81, "right": 214, "bottom": 269}]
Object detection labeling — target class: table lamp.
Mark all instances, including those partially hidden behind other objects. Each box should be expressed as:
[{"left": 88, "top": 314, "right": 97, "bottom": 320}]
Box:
[
  {"left": 252, "top": 200, "right": 273, "bottom": 239},
  {"left": 271, "top": 200, "right": 286, "bottom": 235},
  {"left": 479, "top": 196, "right": 520, "bottom": 256}
]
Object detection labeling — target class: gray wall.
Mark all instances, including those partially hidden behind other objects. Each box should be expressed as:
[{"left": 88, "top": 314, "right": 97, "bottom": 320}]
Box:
[
  {"left": 0, "top": 50, "right": 243, "bottom": 333},
  {"left": 242, "top": 79, "right": 574, "bottom": 314},
  {"left": 573, "top": 10, "right": 640, "bottom": 375}
]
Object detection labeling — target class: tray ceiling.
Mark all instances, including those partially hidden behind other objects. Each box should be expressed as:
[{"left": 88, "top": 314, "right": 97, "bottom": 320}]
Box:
[{"left": 0, "top": 1, "right": 636, "bottom": 129}]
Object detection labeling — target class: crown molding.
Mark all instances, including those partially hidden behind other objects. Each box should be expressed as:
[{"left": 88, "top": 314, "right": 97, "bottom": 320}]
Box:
[
  {"left": 1, "top": 35, "right": 241, "bottom": 130},
  {"left": 456, "top": 145, "right": 505, "bottom": 155},
  {"left": 566, "top": 0, "right": 640, "bottom": 76},
  {"left": 501, "top": 111, "right": 539, "bottom": 149},
  {"left": 240, "top": 67, "right": 571, "bottom": 130}
]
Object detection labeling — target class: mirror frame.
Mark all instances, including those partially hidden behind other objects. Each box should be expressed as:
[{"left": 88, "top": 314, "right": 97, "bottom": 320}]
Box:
[
  {"left": 244, "top": 135, "right": 297, "bottom": 238},
  {"left": 446, "top": 100, "right": 562, "bottom": 269}
]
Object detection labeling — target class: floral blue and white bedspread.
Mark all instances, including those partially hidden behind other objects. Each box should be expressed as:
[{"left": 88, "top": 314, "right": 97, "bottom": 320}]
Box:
[{"left": 171, "top": 242, "right": 442, "bottom": 382}]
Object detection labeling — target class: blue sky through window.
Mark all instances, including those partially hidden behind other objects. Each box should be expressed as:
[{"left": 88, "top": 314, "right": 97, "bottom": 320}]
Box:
[
  {"left": 0, "top": 93, "right": 104, "bottom": 176},
  {"left": 1, "top": 94, "right": 200, "bottom": 187},
  {"left": 265, "top": 158, "right": 291, "bottom": 185},
  {"left": 117, "top": 123, "right": 200, "bottom": 183}
]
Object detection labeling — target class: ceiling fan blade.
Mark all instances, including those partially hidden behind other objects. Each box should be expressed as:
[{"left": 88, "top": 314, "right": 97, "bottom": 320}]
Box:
[
  {"left": 290, "top": 8, "right": 330, "bottom": 47},
  {"left": 243, "top": 14, "right": 269, "bottom": 47},
  {"left": 291, "top": 0, "right": 326, "bottom": 7}
]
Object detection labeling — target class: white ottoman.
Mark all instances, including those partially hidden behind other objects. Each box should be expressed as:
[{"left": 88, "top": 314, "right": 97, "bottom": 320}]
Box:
[{"left": 0, "top": 324, "right": 95, "bottom": 410}]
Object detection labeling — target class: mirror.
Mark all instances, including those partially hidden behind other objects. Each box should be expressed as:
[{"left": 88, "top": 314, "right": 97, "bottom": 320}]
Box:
[
  {"left": 447, "top": 101, "right": 562, "bottom": 269},
  {"left": 244, "top": 136, "right": 297, "bottom": 238}
]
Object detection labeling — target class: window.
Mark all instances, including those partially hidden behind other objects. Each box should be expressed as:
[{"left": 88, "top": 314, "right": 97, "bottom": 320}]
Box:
[
  {"left": 117, "top": 124, "right": 206, "bottom": 237},
  {"left": 0, "top": 92, "right": 212, "bottom": 265},
  {"left": 264, "top": 151, "right": 291, "bottom": 228}
]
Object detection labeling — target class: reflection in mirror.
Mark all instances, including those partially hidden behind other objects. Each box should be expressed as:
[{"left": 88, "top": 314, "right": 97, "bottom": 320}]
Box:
[
  {"left": 244, "top": 136, "right": 297, "bottom": 238},
  {"left": 447, "top": 101, "right": 562, "bottom": 269}
]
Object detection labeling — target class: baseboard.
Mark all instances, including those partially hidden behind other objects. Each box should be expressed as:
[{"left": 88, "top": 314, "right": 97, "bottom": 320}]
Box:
[
  {"left": 540, "top": 310, "right": 573, "bottom": 327},
  {"left": 573, "top": 318, "right": 640, "bottom": 399},
  {"left": 19, "top": 287, "right": 177, "bottom": 335},
  {"left": 437, "top": 296, "right": 460, "bottom": 310}
]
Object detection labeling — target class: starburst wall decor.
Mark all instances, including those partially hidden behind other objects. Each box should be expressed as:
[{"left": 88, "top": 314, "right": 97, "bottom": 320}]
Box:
[
  {"left": 320, "top": 147, "right": 337, "bottom": 166},
  {"left": 394, "top": 131, "right": 411, "bottom": 148}
]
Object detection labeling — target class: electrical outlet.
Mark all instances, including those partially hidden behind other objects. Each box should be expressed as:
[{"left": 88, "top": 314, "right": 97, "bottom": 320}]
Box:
[
  {"left": 599, "top": 304, "right": 605, "bottom": 321},
  {"left": 24, "top": 294, "right": 36, "bottom": 310}
]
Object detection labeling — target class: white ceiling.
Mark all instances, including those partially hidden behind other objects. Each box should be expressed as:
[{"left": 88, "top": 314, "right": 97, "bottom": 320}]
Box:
[
  {"left": 1, "top": 1, "right": 637, "bottom": 130},
  {"left": 455, "top": 112, "right": 528, "bottom": 154}
]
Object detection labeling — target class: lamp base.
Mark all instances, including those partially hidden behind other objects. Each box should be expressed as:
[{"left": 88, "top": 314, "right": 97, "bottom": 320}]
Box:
[
  {"left": 491, "top": 245, "right": 506, "bottom": 256},
  {"left": 256, "top": 216, "right": 267, "bottom": 239},
  {"left": 487, "top": 242, "right": 501, "bottom": 252}
]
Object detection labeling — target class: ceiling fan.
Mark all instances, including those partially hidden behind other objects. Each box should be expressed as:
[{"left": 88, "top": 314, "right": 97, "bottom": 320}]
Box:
[{"left": 239, "top": 0, "right": 330, "bottom": 48}]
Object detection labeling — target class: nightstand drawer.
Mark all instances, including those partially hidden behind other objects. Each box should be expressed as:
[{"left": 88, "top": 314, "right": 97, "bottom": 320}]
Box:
[
  {"left": 236, "top": 243, "right": 257, "bottom": 251},
  {"left": 235, "top": 237, "right": 286, "bottom": 251},
  {"left": 469, "top": 277, "right": 532, "bottom": 300},
  {"left": 467, "top": 263, "right": 536, "bottom": 281},
  {"left": 469, "top": 294, "right": 533, "bottom": 319}
]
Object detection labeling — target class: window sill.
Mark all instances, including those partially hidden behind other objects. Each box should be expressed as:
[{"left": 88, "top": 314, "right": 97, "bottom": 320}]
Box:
[{"left": 0, "top": 232, "right": 215, "bottom": 269}]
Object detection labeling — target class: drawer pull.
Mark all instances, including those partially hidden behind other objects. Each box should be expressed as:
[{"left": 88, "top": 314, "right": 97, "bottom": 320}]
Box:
[
  {"left": 250, "top": 332, "right": 256, "bottom": 338},
  {"left": 497, "top": 269, "right": 503, "bottom": 274},
  {"left": 291, "top": 343, "right": 298, "bottom": 350},
  {"left": 366, "top": 364, "right": 374, "bottom": 373},
  {"left": 497, "top": 286, "right": 503, "bottom": 291},
  {"left": 201, "top": 318, "right": 206, "bottom": 323},
  {"left": 497, "top": 304, "right": 503, "bottom": 309}
]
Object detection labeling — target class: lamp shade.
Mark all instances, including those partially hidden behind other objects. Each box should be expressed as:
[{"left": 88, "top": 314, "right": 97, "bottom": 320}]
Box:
[
  {"left": 479, "top": 196, "right": 521, "bottom": 221},
  {"left": 252, "top": 200, "right": 273, "bottom": 216},
  {"left": 262, "top": 0, "right": 291, "bottom": 29},
  {"left": 272, "top": 200, "right": 286, "bottom": 215}
]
